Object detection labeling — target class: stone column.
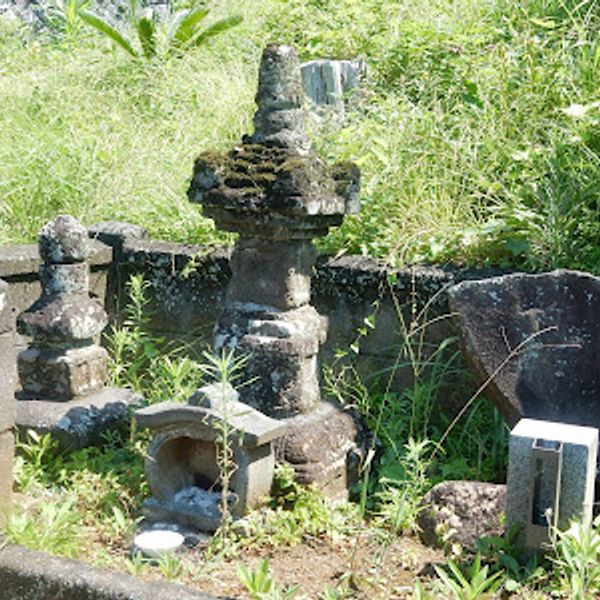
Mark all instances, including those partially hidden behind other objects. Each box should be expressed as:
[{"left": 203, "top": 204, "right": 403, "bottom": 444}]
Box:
[
  {"left": 188, "top": 45, "right": 365, "bottom": 498},
  {"left": 0, "top": 278, "right": 17, "bottom": 523}
]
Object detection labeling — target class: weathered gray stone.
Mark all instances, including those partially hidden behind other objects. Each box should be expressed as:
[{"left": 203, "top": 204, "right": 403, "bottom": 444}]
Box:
[
  {"left": 88, "top": 221, "right": 149, "bottom": 251},
  {"left": 275, "top": 400, "right": 366, "bottom": 499},
  {"left": 0, "top": 331, "right": 17, "bottom": 432},
  {"left": 16, "top": 387, "right": 141, "bottom": 450},
  {"left": 16, "top": 216, "right": 109, "bottom": 400},
  {"left": 449, "top": 270, "right": 600, "bottom": 427},
  {"left": 0, "top": 544, "right": 217, "bottom": 600},
  {"left": 417, "top": 480, "right": 506, "bottom": 550},
  {"left": 506, "top": 418, "right": 597, "bottom": 551},
  {"left": 39, "top": 215, "right": 90, "bottom": 264},
  {"left": 187, "top": 45, "right": 364, "bottom": 497},
  {"left": 17, "top": 295, "right": 107, "bottom": 343},
  {"left": 18, "top": 345, "right": 108, "bottom": 400},
  {"left": 135, "top": 397, "right": 287, "bottom": 448},
  {"left": 136, "top": 389, "right": 285, "bottom": 531},
  {"left": 301, "top": 58, "right": 365, "bottom": 112},
  {"left": 215, "top": 304, "right": 327, "bottom": 418},
  {"left": 227, "top": 239, "right": 316, "bottom": 309},
  {"left": 0, "top": 430, "right": 14, "bottom": 525}
]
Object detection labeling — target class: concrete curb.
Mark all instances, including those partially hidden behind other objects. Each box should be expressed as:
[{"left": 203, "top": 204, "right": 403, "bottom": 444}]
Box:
[{"left": 0, "top": 544, "right": 219, "bottom": 600}]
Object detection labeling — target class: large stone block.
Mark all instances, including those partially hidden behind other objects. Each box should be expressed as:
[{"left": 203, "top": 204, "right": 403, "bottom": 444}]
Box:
[
  {"left": 0, "top": 430, "right": 14, "bottom": 525},
  {"left": 506, "top": 418, "right": 597, "bottom": 550},
  {"left": 18, "top": 345, "right": 108, "bottom": 400},
  {"left": 275, "top": 400, "right": 367, "bottom": 499},
  {"left": 449, "top": 270, "right": 600, "bottom": 427},
  {"left": 16, "top": 387, "right": 141, "bottom": 451},
  {"left": 227, "top": 239, "right": 316, "bottom": 309}
]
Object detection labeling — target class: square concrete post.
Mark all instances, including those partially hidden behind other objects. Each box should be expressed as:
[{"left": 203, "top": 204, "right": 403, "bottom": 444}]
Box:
[{"left": 506, "top": 418, "right": 598, "bottom": 551}]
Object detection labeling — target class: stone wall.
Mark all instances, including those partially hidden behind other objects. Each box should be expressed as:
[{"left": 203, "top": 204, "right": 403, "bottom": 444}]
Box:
[{"left": 0, "top": 231, "right": 509, "bottom": 407}]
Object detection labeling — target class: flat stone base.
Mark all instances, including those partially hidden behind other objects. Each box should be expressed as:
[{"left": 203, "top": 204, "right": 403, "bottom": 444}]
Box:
[
  {"left": 16, "top": 387, "right": 141, "bottom": 450},
  {"left": 275, "top": 400, "right": 367, "bottom": 500},
  {"left": 0, "top": 430, "right": 14, "bottom": 526},
  {"left": 18, "top": 345, "right": 108, "bottom": 401}
]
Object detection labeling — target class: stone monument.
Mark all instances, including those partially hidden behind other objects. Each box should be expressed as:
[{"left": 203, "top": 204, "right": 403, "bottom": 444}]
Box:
[
  {"left": 188, "top": 44, "right": 365, "bottom": 498},
  {"left": 15, "top": 215, "right": 140, "bottom": 449},
  {"left": 506, "top": 418, "right": 597, "bottom": 550},
  {"left": 0, "top": 278, "right": 17, "bottom": 524}
]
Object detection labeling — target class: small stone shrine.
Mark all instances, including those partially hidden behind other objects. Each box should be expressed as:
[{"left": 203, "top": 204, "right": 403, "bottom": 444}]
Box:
[
  {"left": 15, "top": 215, "right": 140, "bottom": 449},
  {"left": 0, "top": 277, "right": 16, "bottom": 523},
  {"left": 188, "top": 44, "right": 365, "bottom": 497},
  {"left": 136, "top": 382, "right": 285, "bottom": 531}
]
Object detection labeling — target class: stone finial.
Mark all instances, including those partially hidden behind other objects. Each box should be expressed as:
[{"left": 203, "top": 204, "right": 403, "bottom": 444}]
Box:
[
  {"left": 249, "top": 44, "right": 310, "bottom": 153},
  {"left": 17, "top": 215, "right": 109, "bottom": 400}
]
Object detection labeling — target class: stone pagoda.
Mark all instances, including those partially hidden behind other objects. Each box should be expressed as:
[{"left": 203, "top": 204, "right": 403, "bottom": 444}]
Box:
[
  {"left": 15, "top": 215, "right": 139, "bottom": 449},
  {"left": 188, "top": 45, "right": 365, "bottom": 497}
]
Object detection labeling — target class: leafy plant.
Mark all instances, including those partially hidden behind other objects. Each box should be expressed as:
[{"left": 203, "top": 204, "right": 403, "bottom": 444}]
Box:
[
  {"left": 237, "top": 558, "right": 299, "bottom": 600},
  {"left": 433, "top": 553, "right": 506, "bottom": 599},
  {"left": 80, "top": 1, "right": 242, "bottom": 60},
  {"left": 550, "top": 517, "right": 600, "bottom": 600},
  {"left": 5, "top": 496, "right": 85, "bottom": 558}
]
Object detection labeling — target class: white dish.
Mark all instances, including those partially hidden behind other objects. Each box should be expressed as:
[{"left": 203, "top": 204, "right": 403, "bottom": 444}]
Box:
[{"left": 133, "top": 529, "right": 184, "bottom": 558}]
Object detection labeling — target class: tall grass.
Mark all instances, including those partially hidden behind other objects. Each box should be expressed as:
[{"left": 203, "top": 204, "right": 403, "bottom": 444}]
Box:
[{"left": 0, "top": 0, "right": 598, "bottom": 271}]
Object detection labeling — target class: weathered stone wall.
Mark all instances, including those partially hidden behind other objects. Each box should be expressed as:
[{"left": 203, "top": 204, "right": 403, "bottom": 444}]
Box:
[{"left": 0, "top": 232, "right": 509, "bottom": 407}]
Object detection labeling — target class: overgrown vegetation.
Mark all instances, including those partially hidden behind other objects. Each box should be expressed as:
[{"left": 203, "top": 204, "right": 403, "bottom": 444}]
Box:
[
  {"left": 2, "top": 0, "right": 600, "bottom": 595},
  {"left": 0, "top": 0, "right": 598, "bottom": 271}
]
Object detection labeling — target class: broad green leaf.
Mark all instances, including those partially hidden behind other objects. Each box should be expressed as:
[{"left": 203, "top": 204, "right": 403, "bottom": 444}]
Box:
[
  {"left": 171, "top": 7, "right": 210, "bottom": 45},
  {"left": 80, "top": 11, "right": 138, "bottom": 57},
  {"left": 137, "top": 13, "right": 157, "bottom": 59},
  {"left": 192, "top": 15, "right": 243, "bottom": 47}
]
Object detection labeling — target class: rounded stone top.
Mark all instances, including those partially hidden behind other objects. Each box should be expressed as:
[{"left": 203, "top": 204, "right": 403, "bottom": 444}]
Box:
[{"left": 39, "top": 215, "right": 90, "bottom": 264}]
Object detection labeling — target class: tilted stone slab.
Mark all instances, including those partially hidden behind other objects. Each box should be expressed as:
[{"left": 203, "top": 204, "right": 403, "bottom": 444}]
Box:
[
  {"left": 0, "top": 430, "right": 14, "bottom": 525},
  {"left": 449, "top": 270, "right": 600, "bottom": 426},
  {"left": 16, "top": 387, "right": 141, "bottom": 450}
]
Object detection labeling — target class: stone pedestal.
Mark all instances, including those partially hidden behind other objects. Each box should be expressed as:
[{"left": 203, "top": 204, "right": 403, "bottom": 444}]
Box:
[
  {"left": 188, "top": 45, "right": 365, "bottom": 497},
  {"left": 507, "top": 418, "right": 598, "bottom": 551}
]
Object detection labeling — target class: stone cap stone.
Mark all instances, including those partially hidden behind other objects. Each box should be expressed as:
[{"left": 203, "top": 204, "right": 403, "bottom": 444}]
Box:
[
  {"left": 39, "top": 215, "right": 90, "bottom": 264},
  {"left": 135, "top": 400, "right": 286, "bottom": 448},
  {"left": 511, "top": 418, "right": 598, "bottom": 446}
]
